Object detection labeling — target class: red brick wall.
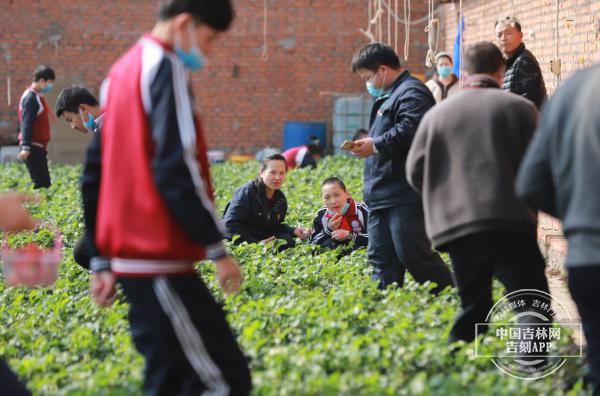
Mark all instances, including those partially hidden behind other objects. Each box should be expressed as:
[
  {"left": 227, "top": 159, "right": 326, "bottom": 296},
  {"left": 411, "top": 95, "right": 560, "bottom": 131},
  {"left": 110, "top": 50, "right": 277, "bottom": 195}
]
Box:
[
  {"left": 0, "top": 0, "right": 431, "bottom": 154},
  {"left": 437, "top": 0, "right": 600, "bottom": 95}
]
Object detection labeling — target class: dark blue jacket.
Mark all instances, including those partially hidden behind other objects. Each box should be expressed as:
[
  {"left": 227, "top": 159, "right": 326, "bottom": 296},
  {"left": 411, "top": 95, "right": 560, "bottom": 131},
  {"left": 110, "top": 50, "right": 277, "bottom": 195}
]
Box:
[{"left": 365, "top": 71, "right": 436, "bottom": 209}]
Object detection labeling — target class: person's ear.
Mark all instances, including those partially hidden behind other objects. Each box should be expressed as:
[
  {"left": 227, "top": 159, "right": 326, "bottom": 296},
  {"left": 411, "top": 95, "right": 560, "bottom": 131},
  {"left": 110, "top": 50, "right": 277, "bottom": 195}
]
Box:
[{"left": 173, "top": 13, "right": 194, "bottom": 33}]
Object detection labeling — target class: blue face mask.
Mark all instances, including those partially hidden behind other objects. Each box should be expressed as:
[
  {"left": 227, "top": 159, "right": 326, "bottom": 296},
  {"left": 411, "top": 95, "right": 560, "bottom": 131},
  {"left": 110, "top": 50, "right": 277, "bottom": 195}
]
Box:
[
  {"left": 340, "top": 201, "right": 350, "bottom": 215},
  {"left": 79, "top": 110, "right": 97, "bottom": 133},
  {"left": 41, "top": 83, "right": 53, "bottom": 94},
  {"left": 366, "top": 72, "right": 387, "bottom": 98},
  {"left": 437, "top": 66, "right": 453, "bottom": 78},
  {"left": 366, "top": 81, "right": 383, "bottom": 97},
  {"left": 327, "top": 200, "right": 350, "bottom": 217},
  {"left": 175, "top": 25, "right": 206, "bottom": 70}
]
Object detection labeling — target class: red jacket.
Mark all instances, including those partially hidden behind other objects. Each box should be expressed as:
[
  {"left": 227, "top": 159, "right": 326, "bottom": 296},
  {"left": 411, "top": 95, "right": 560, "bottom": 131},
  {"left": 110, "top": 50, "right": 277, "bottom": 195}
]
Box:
[
  {"left": 282, "top": 145, "right": 312, "bottom": 169},
  {"left": 18, "top": 85, "right": 51, "bottom": 150},
  {"left": 93, "top": 35, "right": 226, "bottom": 276}
]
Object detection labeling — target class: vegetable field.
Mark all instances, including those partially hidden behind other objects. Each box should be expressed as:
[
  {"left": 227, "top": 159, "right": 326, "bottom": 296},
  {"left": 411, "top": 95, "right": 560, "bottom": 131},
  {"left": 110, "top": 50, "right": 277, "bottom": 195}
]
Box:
[{"left": 0, "top": 157, "right": 589, "bottom": 395}]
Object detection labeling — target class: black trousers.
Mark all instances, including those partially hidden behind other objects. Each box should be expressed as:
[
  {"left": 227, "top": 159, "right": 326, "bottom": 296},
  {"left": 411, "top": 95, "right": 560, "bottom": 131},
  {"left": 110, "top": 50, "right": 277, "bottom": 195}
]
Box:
[
  {"left": 568, "top": 266, "right": 600, "bottom": 396},
  {"left": 119, "top": 275, "right": 252, "bottom": 396},
  {"left": 24, "top": 146, "right": 51, "bottom": 189},
  {"left": 444, "top": 231, "right": 549, "bottom": 343},
  {"left": 72, "top": 230, "right": 91, "bottom": 270},
  {"left": 0, "top": 359, "right": 31, "bottom": 396},
  {"left": 367, "top": 204, "right": 454, "bottom": 293}
]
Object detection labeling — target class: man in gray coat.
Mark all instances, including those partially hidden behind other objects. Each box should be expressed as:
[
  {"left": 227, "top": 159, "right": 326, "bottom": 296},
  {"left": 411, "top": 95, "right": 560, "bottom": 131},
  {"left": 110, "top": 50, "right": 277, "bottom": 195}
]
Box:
[
  {"left": 516, "top": 64, "right": 600, "bottom": 395},
  {"left": 406, "top": 42, "right": 549, "bottom": 343}
]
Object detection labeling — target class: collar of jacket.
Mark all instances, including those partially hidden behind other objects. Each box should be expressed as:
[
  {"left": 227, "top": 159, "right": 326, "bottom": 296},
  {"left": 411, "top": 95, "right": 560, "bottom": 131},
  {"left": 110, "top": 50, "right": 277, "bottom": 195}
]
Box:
[
  {"left": 434, "top": 74, "right": 459, "bottom": 90},
  {"left": 28, "top": 84, "right": 41, "bottom": 94},
  {"left": 463, "top": 74, "right": 500, "bottom": 89},
  {"left": 505, "top": 43, "right": 526, "bottom": 65},
  {"left": 375, "top": 70, "right": 410, "bottom": 103},
  {"left": 142, "top": 33, "right": 175, "bottom": 53},
  {"left": 253, "top": 178, "right": 283, "bottom": 203},
  {"left": 94, "top": 113, "right": 105, "bottom": 134}
]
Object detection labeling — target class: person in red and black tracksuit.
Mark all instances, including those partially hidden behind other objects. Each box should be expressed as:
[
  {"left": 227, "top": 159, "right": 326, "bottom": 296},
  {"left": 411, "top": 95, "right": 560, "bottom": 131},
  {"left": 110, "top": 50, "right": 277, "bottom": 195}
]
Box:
[
  {"left": 82, "top": 1, "right": 251, "bottom": 395},
  {"left": 310, "top": 177, "right": 369, "bottom": 254},
  {"left": 17, "top": 65, "right": 55, "bottom": 189}
]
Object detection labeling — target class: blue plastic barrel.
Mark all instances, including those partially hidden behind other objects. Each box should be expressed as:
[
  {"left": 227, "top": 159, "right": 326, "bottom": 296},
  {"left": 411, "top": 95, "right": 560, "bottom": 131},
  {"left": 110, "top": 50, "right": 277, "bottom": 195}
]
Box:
[{"left": 283, "top": 122, "right": 327, "bottom": 151}]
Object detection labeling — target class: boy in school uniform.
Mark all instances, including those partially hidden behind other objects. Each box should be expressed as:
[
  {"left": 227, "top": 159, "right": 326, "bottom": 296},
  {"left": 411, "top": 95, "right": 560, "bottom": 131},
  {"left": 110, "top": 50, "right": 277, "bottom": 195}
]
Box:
[
  {"left": 55, "top": 85, "right": 104, "bottom": 270},
  {"left": 17, "top": 65, "right": 55, "bottom": 189},
  {"left": 310, "top": 177, "right": 369, "bottom": 253},
  {"left": 83, "top": 1, "right": 252, "bottom": 395},
  {"left": 55, "top": 85, "right": 103, "bottom": 135}
]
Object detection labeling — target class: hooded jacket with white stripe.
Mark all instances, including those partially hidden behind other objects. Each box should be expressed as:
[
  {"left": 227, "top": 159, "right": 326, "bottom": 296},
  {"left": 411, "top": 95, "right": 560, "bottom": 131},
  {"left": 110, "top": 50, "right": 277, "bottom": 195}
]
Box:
[{"left": 82, "top": 34, "right": 226, "bottom": 276}]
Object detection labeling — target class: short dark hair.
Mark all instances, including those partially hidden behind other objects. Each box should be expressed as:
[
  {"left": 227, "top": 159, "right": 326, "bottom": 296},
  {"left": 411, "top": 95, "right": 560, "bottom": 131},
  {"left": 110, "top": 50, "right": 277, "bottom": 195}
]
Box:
[
  {"left": 260, "top": 153, "right": 287, "bottom": 172},
  {"left": 435, "top": 52, "right": 453, "bottom": 64},
  {"left": 33, "top": 65, "right": 55, "bottom": 82},
  {"left": 464, "top": 42, "right": 506, "bottom": 75},
  {"left": 158, "top": 0, "right": 235, "bottom": 31},
  {"left": 307, "top": 136, "right": 323, "bottom": 155},
  {"left": 494, "top": 16, "right": 522, "bottom": 32},
  {"left": 55, "top": 86, "right": 99, "bottom": 118},
  {"left": 351, "top": 42, "right": 401, "bottom": 73},
  {"left": 321, "top": 177, "right": 347, "bottom": 191},
  {"left": 352, "top": 128, "right": 368, "bottom": 141}
]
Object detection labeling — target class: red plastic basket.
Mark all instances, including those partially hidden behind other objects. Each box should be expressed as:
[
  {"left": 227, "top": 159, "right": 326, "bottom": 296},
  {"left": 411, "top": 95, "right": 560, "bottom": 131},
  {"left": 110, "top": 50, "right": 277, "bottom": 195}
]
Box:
[{"left": 1, "top": 225, "right": 63, "bottom": 287}]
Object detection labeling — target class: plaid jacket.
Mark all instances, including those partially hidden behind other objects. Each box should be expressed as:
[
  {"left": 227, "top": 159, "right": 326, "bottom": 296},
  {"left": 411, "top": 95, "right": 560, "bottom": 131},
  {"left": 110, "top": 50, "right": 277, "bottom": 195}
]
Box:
[{"left": 503, "top": 43, "right": 547, "bottom": 109}]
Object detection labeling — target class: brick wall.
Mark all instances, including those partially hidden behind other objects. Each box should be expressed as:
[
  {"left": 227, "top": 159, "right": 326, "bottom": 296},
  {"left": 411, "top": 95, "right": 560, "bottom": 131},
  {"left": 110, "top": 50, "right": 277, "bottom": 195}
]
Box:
[
  {"left": 0, "top": 0, "right": 431, "bottom": 156},
  {"left": 435, "top": 0, "right": 600, "bottom": 272},
  {"left": 437, "top": 0, "right": 600, "bottom": 95}
]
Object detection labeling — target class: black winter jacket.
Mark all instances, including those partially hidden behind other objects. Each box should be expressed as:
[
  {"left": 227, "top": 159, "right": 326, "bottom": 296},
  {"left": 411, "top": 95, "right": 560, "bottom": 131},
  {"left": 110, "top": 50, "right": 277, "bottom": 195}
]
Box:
[
  {"left": 503, "top": 43, "right": 547, "bottom": 109},
  {"left": 223, "top": 179, "right": 295, "bottom": 244},
  {"left": 365, "top": 70, "right": 436, "bottom": 209}
]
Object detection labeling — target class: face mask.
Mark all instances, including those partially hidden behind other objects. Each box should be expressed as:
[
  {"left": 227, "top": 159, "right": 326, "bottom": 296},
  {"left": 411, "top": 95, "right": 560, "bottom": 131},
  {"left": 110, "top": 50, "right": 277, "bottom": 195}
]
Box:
[
  {"left": 175, "top": 24, "right": 206, "bottom": 70},
  {"left": 437, "top": 66, "right": 452, "bottom": 78},
  {"left": 365, "top": 72, "right": 386, "bottom": 98},
  {"left": 328, "top": 200, "right": 350, "bottom": 216},
  {"left": 41, "top": 84, "right": 53, "bottom": 94},
  {"left": 366, "top": 81, "right": 383, "bottom": 97},
  {"left": 79, "top": 109, "right": 97, "bottom": 132},
  {"left": 340, "top": 201, "right": 350, "bottom": 215}
]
